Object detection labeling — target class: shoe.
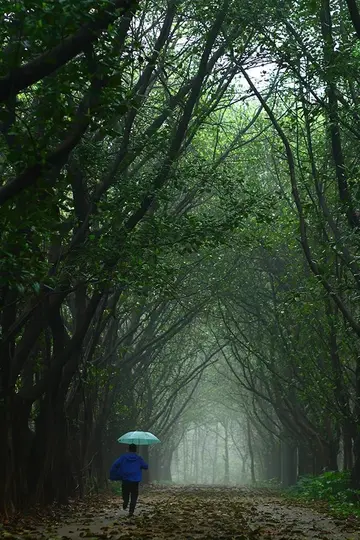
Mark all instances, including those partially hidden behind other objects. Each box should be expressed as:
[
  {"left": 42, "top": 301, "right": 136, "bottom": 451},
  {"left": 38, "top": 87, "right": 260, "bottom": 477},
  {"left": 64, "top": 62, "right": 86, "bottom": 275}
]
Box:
[
  {"left": 123, "top": 501, "right": 128, "bottom": 510},
  {"left": 128, "top": 511, "right": 134, "bottom": 517}
]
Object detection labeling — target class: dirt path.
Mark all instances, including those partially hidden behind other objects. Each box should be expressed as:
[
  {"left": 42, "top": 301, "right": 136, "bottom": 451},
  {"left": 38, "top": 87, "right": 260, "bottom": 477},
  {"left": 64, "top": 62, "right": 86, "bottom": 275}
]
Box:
[{"left": 1, "top": 486, "right": 360, "bottom": 539}]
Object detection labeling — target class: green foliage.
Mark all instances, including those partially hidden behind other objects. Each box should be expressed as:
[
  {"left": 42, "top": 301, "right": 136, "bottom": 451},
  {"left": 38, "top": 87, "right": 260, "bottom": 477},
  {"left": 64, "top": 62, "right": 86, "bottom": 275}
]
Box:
[
  {"left": 287, "top": 472, "right": 360, "bottom": 517},
  {"left": 109, "top": 482, "right": 122, "bottom": 497},
  {"left": 3, "top": 0, "right": 360, "bottom": 511}
]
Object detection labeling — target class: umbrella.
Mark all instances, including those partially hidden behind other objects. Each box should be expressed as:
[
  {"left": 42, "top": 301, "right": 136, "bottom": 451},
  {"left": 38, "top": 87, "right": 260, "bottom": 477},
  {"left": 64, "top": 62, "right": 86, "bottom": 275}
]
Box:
[{"left": 117, "top": 430, "right": 161, "bottom": 446}]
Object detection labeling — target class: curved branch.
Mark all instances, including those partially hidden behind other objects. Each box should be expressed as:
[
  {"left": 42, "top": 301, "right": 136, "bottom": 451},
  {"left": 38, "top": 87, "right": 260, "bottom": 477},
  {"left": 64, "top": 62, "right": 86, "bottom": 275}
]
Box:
[
  {"left": 0, "top": 75, "right": 106, "bottom": 207},
  {"left": 0, "top": 0, "right": 138, "bottom": 104},
  {"left": 241, "top": 66, "right": 360, "bottom": 338},
  {"left": 346, "top": 0, "right": 360, "bottom": 40},
  {"left": 0, "top": 10, "right": 135, "bottom": 207}
]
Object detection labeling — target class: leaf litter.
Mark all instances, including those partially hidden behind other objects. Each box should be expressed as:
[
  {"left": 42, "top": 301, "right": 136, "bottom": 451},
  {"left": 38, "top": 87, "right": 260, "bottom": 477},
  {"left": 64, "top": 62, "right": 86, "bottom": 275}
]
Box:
[{"left": 1, "top": 486, "right": 359, "bottom": 540}]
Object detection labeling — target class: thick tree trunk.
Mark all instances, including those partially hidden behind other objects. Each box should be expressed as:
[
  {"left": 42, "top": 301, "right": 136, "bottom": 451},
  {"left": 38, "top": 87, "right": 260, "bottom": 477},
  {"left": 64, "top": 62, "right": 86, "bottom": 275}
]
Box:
[
  {"left": 29, "top": 392, "right": 74, "bottom": 504},
  {"left": 298, "top": 444, "right": 313, "bottom": 476},
  {"left": 150, "top": 450, "right": 160, "bottom": 482},
  {"left": 351, "top": 435, "right": 360, "bottom": 489},
  {"left": 327, "top": 440, "right": 339, "bottom": 471},
  {"left": 0, "top": 393, "right": 34, "bottom": 512},
  {"left": 281, "top": 440, "right": 297, "bottom": 487},
  {"left": 141, "top": 446, "right": 150, "bottom": 484},
  {"left": 11, "top": 396, "right": 34, "bottom": 507},
  {"left": 266, "top": 440, "right": 281, "bottom": 480},
  {"left": 351, "top": 357, "right": 360, "bottom": 488},
  {"left": 161, "top": 448, "right": 173, "bottom": 483},
  {"left": 343, "top": 426, "right": 353, "bottom": 470},
  {"left": 0, "top": 398, "right": 12, "bottom": 513}
]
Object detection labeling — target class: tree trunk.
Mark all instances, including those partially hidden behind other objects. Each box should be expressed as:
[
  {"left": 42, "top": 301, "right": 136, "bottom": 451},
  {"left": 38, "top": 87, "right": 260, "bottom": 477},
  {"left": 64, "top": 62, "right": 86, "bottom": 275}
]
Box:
[
  {"left": 161, "top": 448, "right": 173, "bottom": 483},
  {"left": 247, "top": 419, "right": 256, "bottom": 485},
  {"left": 212, "top": 424, "right": 219, "bottom": 484},
  {"left": 201, "top": 429, "right": 207, "bottom": 484},
  {"left": 141, "top": 446, "right": 150, "bottom": 484},
  {"left": 298, "top": 444, "right": 313, "bottom": 476},
  {"left": 351, "top": 357, "right": 360, "bottom": 488},
  {"left": 343, "top": 425, "right": 353, "bottom": 470},
  {"left": 190, "top": 429, "right": 195, "bottom": 482},
  {"left": 173, "top": 446, "right": 180, "bottom": 483},
  {"left": 281, "top": 439, "right": 297, "bottom": 487},
  {"left": 223, "top": 422, "right": 230, "bottom": 485},
  {"left": 151, "top": 449, "right": 160, "bottom": 482},
  {"left": 29, "top": 392, "right": 74, "bottom": 504},
  {"left": 194, "top": 426, "right": 199, "bottom": 483},
  {"left": 327, "top": 440, "right": 339, "bottom": 471},
  {"left": 266, "top": 439, "right": 281, "bottom": 481}
]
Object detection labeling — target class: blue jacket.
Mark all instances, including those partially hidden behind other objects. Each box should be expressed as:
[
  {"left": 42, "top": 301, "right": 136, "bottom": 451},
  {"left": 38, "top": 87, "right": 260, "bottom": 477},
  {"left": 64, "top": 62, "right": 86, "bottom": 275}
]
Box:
[{"left": 109, "top": 452, "right": 148, "bottom": 482}]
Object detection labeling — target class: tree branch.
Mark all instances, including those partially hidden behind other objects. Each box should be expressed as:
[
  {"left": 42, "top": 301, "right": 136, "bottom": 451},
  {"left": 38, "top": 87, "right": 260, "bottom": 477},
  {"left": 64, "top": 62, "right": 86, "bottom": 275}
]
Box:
[{"left": 0, "top": 0, "right": 138, "bottom": 103}]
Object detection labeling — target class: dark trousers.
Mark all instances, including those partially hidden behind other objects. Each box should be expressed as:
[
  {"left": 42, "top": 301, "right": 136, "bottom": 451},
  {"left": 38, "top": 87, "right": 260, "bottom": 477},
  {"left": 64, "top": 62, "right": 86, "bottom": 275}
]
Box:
[{"left": 122, "top": 481, "right": 139, "bottom": 513}]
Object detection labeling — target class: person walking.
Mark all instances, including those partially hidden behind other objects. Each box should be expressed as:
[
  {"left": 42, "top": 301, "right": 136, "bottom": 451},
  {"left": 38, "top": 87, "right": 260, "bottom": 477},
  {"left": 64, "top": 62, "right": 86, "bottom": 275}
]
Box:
[{"left": 109, "top": 444, "right": 148, "bottom": 517}]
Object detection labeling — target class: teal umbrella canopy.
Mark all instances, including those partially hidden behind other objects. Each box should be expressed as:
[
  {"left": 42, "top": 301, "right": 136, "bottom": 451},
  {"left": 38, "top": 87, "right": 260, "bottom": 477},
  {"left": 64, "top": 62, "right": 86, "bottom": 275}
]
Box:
[{"left": 118, "top": 430, "right": 161, "bottom": 446}]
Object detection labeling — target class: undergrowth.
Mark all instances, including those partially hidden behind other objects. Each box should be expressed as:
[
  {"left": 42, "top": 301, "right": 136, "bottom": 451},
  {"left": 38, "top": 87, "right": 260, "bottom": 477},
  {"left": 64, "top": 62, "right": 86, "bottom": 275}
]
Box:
[
  {"left": 287, "top": 470, "right": 360, "bottom": 518},
  {"left": 109, "top": 482, "right": 122, "bottom": 497}
]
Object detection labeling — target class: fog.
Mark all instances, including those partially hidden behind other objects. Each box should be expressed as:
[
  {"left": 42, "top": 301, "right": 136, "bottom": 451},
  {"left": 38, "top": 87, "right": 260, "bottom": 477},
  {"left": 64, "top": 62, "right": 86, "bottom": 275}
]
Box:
[{"left": 171, "top": 422, "right": 249, "bottom": 485}]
